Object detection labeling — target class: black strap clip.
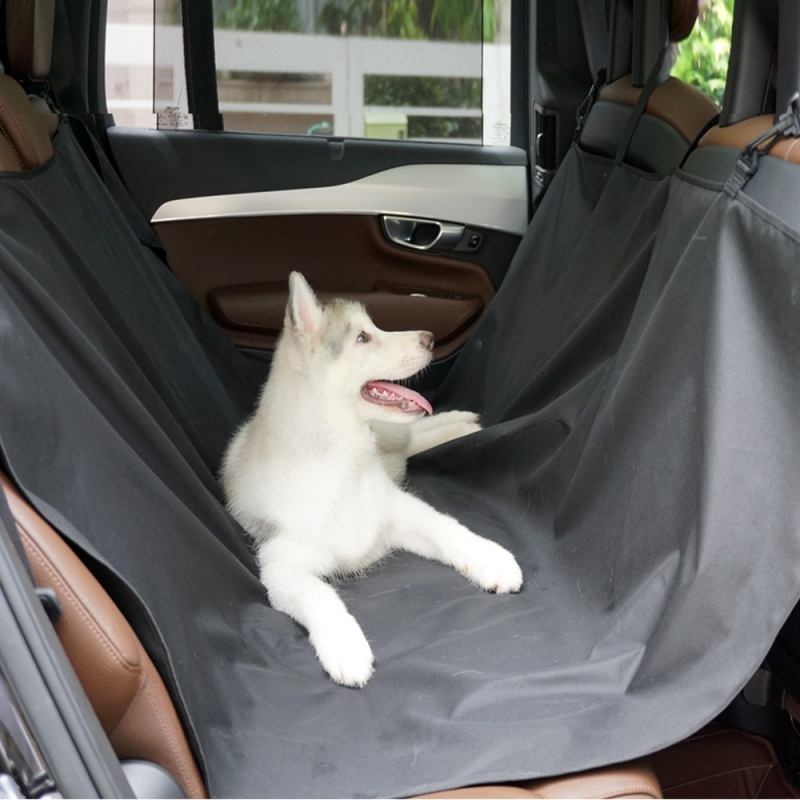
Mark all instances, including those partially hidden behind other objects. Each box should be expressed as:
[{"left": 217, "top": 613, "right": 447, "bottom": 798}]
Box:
[
  {"left": 574, "top": 68, "right": 606, "bottom": 141},
  {"left": 730, "top": 92, "right": 800, "bottom": 193}
]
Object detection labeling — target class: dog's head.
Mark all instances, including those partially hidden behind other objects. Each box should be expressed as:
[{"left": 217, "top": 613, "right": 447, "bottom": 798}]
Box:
[{"left": 282, "top": 272, "right": 434, "bottom": 423}]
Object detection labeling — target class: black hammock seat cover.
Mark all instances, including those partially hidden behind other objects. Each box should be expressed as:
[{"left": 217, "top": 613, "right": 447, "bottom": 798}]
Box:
[{"left": 1, "top": 123, "right": 800, "bottom": 798}]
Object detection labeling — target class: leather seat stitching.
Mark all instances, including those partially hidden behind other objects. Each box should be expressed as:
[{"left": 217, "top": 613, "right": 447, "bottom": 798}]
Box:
[
  {"left": 0, "top": 97, "right": 38, "bottom": 168},
  {"left": 552, "top": 783, "right": 659, "bottom": 799},
  {"left": 684, "top": 727, "right": 730, "bottom": 742},
  {"left": 783, "top": 139, "right": 800, "bottom": 163},
  {"left": 110, "top": 670, "right": 199, "bottom": 797},
  {"left": 0, "top": 128, "right": 24, "bottom": 169},
  {"left": 660, "top": 763, "right": 774, "bottom": 792},
  {"left": 17, "top": 520, "right": 142, "bottom": 674},
  {"left": 141, "top": 672, "right": 198, "bottom": 795},
  {"left": 755, "top": 763, "right": 774, "bottom": 798}
]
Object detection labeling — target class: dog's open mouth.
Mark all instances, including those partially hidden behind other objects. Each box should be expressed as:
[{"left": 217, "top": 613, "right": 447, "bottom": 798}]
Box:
[{"left": 362, "top": 381, "right": 433, "bottom": 415}]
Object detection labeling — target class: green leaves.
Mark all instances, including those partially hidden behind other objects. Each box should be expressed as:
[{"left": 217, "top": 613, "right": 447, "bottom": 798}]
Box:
[
  {"left": 217, "top": 0, "right": 496, "bottom": 41},
  {"left": 317, "top": 0, "right": 425, "bottom": 38},
  {"left": 671, "top": 0, "right": 733, "bottom": 107},
  {"left": 217, "top": 0, "right": 300, "bottom": 31},
  {"left": 430, "top": 0, "right": 495, "bottom": 42}
]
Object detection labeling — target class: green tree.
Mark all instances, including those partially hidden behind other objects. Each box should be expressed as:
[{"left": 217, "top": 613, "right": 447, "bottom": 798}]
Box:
[
  {"left": 317, "top": 0, "right": 424, "bottom": 37},
  {"left": 430, "top": 0, "right": 495, "bottom": 43},
  {"left": 671, "top": 0, "right": 733, "bottom": 107},
  {"left": 317, "top": 0, "right": 496, "bottom": 41},
  {"left": 218, "top": 0, "right": 300, "bottom": 31}
]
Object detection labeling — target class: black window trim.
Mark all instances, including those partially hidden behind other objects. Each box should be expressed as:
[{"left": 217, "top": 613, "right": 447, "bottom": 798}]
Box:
[{"left": 181, "top": 0, "right": 224, "bottom": 131}]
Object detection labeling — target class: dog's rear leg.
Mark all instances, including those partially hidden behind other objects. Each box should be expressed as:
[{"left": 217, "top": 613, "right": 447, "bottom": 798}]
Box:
[
  {"left": 257, "top": 539, "right": 375, "bottom": 687},
  {"left": 386, "top": 490, "right": 523, "bottom": 593}
]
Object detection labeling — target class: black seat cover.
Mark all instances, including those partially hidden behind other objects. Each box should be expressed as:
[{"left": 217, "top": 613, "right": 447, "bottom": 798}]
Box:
[{"left": 2, "top": 92, "right": 800, "bottom": 796}]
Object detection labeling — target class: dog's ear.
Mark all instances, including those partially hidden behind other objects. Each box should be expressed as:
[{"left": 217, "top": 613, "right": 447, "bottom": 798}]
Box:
[{"left": 287, "top": 272, "right": 323, "bottom": 340}]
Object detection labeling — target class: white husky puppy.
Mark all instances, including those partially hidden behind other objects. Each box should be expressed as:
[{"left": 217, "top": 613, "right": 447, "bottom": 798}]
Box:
[{"left": 220, "top": 272, "right": 522, "bottom": 687}]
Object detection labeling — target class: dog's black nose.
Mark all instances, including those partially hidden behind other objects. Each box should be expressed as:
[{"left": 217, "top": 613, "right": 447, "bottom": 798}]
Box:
[{"left": 421, "top": 332, "right": 435, "bottom": 351}]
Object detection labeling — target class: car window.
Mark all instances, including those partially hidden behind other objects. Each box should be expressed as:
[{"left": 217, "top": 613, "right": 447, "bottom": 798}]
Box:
[
  {"left": 670, "top": 0, "right": 732, "bottom": 106},
  {"left": 105, "top": 0, "right": 158, "bottom": 128},
  {"left": 105, "top": 0, "right": 512, "bottom": 146}
]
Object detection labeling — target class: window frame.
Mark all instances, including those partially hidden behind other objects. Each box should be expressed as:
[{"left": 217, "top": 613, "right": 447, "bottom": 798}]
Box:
[{"left": 93, "top": 0, "right": 530, "bottom": 151}]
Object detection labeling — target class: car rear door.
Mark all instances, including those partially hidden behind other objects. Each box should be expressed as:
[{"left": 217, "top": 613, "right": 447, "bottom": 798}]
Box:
[{"left": 99, "top": 0, "right": 531, "bottom": 366}]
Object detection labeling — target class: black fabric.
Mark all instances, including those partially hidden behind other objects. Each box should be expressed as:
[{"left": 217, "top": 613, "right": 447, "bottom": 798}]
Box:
[
  {"left": 68, "top": 115, "right": 168, "bottom": 257},
  {"left": 576, "top": 0, "right": 609, "bottom": 78},
  {"left": 2, "top": 121, "right": 800, "bottom": 798}
]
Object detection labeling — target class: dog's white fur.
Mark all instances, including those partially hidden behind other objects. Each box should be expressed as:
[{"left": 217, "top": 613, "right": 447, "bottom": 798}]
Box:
[{"left": 220, "top": 272, "right": 522, "bottom": 687}]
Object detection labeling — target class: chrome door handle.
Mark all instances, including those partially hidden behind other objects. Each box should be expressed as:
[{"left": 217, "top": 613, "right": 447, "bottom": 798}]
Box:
[{"left": 381, "top": 215, "right": 465, "bottom": 252}]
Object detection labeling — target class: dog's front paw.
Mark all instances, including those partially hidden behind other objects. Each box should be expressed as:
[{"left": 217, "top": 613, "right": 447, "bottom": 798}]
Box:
[
  {"left": 449, "top": 419, "right": 483, "bottom": 439},
  {"left": 428, "top": 411, "right": 483, "bottom": 443},
  {"left": 459, "top": 539, "right": 523, "bottom": 594},
  {"left": 436, "top": 410, "right": 481, "bottom": 428},
  {"left": 310, "top": 612, "right": 375, "bottom": 688}
]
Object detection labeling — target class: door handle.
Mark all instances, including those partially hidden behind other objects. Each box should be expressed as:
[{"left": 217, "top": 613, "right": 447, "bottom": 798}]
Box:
[{"left": 381, "top": 215, "right": 465, "bottom": 252}]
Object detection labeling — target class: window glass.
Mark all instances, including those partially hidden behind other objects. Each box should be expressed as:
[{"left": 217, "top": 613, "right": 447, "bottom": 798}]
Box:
[
  {"left": 105, "top": 0, "right": 158, "bottom": 128},
  {"left": 153, "top": 0, "right": 193, "bottom": 129},
  {"left": 670, "top": 0, "right": 733, "bottom": 107},
  {"left": 213, "top": 0, "right": 510, "bottom": 143},
  {"left": 106, "top": 0, "right": 511, "bottom": 145}
]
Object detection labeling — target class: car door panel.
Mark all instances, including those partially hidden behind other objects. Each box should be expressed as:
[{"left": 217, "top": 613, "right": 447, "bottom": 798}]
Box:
[
  {"left": 107, "top": 128, "right": 528, "bottom": 219},
  {"left": 154, "top": 213, "right": 502, "bottom": 359},
  {"left": 109, "top": 128, "right": 528, "bottom": 359}
]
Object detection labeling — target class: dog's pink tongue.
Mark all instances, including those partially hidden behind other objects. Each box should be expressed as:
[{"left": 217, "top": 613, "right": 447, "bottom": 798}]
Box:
[{"left": 367, "top": 381, "right": 433, "bottom": 415}]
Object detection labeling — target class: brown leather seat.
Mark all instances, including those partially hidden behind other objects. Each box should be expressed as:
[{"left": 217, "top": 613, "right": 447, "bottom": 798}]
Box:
[
  {"left": 650, "top": 723, "right": 800, "bottom": 799},
  {"left": 699, "top": 115, "right": 800, "bottom": 165},
  {"left": 579, "top": 0, "right": 719, "bottom": 171},
  {"left": 417, "top": 761, "right": 661, "bottom": 798},
  {"left": 1, "top": 473, "right": 207, "bottom": 799},
  {"left": 598, "top": 75, "right": 719, "bottom": 147}
]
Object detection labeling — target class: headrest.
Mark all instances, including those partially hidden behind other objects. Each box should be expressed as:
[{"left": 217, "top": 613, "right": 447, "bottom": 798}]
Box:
[
  {"left": 669, "top": 0, "right": 698, "bottom": 42},
  {"left": 6, "top": 0, "right": 55, "bottom": 82},
  {"left": 598, "top": 74, "right": 718, "bottom": 142}
]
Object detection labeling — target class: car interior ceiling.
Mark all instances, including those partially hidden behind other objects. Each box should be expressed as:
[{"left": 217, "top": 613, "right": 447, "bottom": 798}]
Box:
[{"left": 2, "top": 0, "right": 800, "bottom": 797}]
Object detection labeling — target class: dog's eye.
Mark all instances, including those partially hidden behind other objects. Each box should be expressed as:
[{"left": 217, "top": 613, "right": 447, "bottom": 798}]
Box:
[{"left": 356, "top": 331, "right": 371, "bottom": 344}]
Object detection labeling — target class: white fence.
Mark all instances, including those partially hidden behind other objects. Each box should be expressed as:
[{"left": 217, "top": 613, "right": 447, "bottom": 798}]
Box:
[{"left": 104, "top": 23, "right": 511, "bottom": 144}]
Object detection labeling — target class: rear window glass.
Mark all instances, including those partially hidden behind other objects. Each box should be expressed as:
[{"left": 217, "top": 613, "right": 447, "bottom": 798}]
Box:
[
  {"left": 106, "top": 0, "right": 513, "bottom": 145},
  {"left": 670, "top": 0, "right": 733, "bottom": 106}
]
